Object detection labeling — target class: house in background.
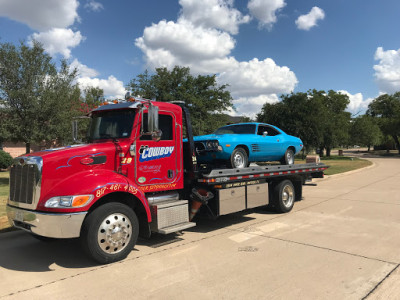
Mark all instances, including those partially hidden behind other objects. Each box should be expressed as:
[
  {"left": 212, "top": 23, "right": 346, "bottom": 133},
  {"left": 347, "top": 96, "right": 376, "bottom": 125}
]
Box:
[{"left": 1, "top": 142, "right": 42, "bottom": 158}]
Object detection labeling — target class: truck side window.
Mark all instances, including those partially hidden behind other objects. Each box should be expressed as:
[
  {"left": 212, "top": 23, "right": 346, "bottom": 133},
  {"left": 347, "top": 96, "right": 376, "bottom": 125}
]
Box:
[{"left": 140, "top": 113, "right": 173, "bottom": 140}]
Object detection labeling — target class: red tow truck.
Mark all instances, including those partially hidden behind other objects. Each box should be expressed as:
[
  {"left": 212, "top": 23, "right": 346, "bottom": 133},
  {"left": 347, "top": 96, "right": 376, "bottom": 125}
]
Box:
[{"left": 7, "top": 96, "right": 327, "bottom": 264}]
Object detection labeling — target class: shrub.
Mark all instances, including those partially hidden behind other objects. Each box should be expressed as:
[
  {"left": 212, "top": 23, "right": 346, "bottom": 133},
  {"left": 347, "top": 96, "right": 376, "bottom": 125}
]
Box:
[{"left": 0, "top": 150, "right": 13, "bottom": 169}]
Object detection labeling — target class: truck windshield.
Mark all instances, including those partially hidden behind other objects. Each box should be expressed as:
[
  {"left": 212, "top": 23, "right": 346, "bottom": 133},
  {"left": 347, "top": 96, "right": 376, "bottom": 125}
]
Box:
[
  {"left": 88, "top": 110, "right": 136, "bottom": 140},
  {"left": 214, "top": 124, "right": 256, "bottom": 135}
]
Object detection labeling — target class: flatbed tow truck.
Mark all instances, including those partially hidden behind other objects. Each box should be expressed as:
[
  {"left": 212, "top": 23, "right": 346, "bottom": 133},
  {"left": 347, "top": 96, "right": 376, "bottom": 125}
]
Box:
[{"left": 7, "top": 96, "right": 328, "bottom": 264}]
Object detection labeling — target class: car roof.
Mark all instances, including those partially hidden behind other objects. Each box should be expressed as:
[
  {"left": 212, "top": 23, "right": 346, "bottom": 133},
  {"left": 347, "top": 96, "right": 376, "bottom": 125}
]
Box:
[{"left": 221, "top": 122, "right": 272, "bottom": 127}]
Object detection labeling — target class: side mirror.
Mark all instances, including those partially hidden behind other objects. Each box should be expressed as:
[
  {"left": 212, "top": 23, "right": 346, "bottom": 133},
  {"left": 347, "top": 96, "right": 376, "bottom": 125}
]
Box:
[
  {"left": 72, "top": 120, "right": 78, "bottom": 142},
  {"left": 263, "top": 131, "right": 268, "bottom": 137},
  {"left": 151, "top": 130, "right": 162, "bottom": 142},
  {"left": 148, "top": 104, "right": 159, "bottom": 133}
]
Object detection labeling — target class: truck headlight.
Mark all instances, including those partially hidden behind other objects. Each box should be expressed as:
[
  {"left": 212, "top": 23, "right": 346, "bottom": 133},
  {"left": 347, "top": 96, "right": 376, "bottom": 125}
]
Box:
[{"left": 45, "top": 195, "right": 94, "bottom": 208}]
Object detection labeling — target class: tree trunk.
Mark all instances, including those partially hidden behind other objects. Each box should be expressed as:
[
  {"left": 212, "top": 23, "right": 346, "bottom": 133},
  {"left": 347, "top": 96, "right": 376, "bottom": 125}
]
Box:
[
  {"left": 326, "top": 147, "right": 331, "bottom": 157},
  {"left": 318, "top": 147, "right": 324, "bottom": 157},
  {"left": 25, "top": 142, "right": 31, "bottom": 154},
  {"left": 393, "top": 135, "right": 400, "bottom": 154},
  {"left": 367, "top": 145, "right": 371, "bottom": 152}
]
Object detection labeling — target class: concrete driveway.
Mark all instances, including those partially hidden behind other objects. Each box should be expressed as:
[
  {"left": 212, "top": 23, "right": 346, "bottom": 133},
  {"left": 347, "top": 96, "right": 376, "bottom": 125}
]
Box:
[{"left": 0, "top": 157, "right": 399, "bottom": 299}]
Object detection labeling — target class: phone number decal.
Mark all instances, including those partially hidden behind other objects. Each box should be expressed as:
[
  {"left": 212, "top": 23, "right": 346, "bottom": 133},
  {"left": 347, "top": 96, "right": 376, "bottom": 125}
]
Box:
[{"left": 94, "top": 183, "right": 139, "bottom": 198}]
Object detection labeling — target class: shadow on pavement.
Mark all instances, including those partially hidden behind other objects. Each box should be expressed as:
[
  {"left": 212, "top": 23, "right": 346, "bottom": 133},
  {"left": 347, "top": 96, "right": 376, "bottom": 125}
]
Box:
[
  {"left": 0, "top": 206, "right": 276, "bottom": 272},
  {"left": 0, "top": 231, "right": 96, "bottom": 272}
]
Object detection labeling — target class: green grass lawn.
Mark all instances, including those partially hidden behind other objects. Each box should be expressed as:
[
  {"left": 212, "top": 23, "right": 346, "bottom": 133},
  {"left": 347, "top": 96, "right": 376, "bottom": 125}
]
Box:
[
  {"left": 0, "top": 171, "right": 9, "bottom": 217},
  {"left": 296, "top": 156, "right": 372, "bottom": 175},
  {"left": 0, "top": 171, "right": 11, "bottom": 232}
]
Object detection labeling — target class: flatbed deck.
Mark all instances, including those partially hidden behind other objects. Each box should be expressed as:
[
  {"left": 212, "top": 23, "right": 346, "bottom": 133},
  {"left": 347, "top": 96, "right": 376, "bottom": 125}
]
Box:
[{"left": 198, "top": 163, "right": 328, "bottom": 184}]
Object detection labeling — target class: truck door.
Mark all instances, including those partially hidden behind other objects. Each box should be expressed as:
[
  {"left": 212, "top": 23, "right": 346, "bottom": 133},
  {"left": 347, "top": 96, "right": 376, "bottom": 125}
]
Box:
[{"left": 134, "top": 111, "right": 180, "bottom": 192}]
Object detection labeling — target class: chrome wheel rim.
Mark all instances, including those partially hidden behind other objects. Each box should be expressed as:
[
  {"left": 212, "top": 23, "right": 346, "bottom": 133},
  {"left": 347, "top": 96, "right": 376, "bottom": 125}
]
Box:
[
  {"left": 282, "top": 185, "right": 294, "bottom": 208},
  {"left": 286, "top": 151, "right": 294, "bottom": 164},
  {"left": 97, "top": 213, "right": 132, "bottom": 254},
  {"left": 233, "top": 152, "right": 246, "bottom": 168}
]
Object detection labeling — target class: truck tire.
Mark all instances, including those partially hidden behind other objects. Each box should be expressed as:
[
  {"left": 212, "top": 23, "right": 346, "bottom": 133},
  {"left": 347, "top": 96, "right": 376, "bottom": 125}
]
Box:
[
  {"left": 80, "top": 202, "right": 139, "bottom": 264},
  {"left": 228, "top": 147, "right": 248, "bottom": 168},
  {"left": 272, "top": 180, "right": 295, "bottom": 213},
  {"left": 280, "top": 148, "right": 294, "bottom": 165}
]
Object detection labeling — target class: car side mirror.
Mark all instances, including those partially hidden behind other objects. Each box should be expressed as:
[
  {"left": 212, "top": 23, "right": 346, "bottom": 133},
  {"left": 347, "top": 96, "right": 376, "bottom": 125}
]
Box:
[{"left": 263, "top": 131, "right": 268, "bottom": 137}]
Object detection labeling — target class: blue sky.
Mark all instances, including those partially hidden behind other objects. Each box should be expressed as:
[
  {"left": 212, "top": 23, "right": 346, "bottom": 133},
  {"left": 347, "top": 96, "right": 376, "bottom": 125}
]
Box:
[{"left": 1, "top": 0, "right": 400, "bottom": 117}]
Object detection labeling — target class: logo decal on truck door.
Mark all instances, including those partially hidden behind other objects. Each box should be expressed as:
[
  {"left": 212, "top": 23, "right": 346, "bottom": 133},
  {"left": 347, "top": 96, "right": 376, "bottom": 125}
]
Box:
[{"left": 139, "top": 146, "right": 175, "bottom": 162}]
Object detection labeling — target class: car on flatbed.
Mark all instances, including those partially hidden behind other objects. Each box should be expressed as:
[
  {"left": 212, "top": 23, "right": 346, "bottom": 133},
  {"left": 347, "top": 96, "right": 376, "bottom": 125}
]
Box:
[{"left": 193, "top": 122, "right": 303, "bottom": 168}]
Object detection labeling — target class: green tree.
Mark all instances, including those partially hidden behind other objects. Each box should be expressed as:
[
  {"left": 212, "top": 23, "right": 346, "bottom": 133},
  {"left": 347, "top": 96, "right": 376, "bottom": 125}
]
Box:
[
  {"left": 257, "top": 90, "right": 350, "bottom": 156},
  {"left": 367, "top": 92, "right": 400, "bottom": 153},
  {"left": 84, "top": 86, "right": 103, "bottom": 107},
  {"left": 0, "top": 100, "right": 11, "bottom": 149},
  {"left": 0, "top": 41, "right": 79, "bottom": 153},
  {"left": 317, "top": 90, "right": 351, "bottom": 156},
  {"left": 128, "top": 66, "right": 233, "bottom": 135},
  {"left": 350, "top": 115, "right": 382, "bottom": 151}
]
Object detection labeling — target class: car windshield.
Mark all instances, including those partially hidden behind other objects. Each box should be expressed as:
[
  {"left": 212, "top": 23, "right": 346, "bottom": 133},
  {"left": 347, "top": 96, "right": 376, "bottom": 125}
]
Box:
[
  {"left": 88, "top": 110, "right": 136, "bottom": 140},
  {"left": 214, "top": 124, "right": 256, "bottom": 134}
]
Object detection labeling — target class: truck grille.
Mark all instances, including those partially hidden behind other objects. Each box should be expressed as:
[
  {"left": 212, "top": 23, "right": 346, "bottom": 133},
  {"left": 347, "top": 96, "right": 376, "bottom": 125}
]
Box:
[
  {"left": 10, "top": 164, "right": 36, "bottom": 204},
  {"left": 9, "top": 157, "right": 42, "bottom": 206}
]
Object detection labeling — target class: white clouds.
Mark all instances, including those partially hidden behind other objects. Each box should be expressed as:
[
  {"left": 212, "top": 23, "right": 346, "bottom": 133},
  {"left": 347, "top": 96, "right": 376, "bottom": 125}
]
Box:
[
  {"left": 78, "top": 76, "right": 126, "bottom": 99},
  {"left": 136, "top": 20, "right": 235, "bottom": 64},
  {"left": 30, "top": 28, "right": 84, "bottom": 59},
  {"left": 135, "top": 1, "right": 298, "bottom": 117},
  {"left": 85, "top": 1, "right": 104, "bottom": 12},
  {"left": 373, "top": 47, "right": 400, "bottom": 94},
  {"left": 178, "top": 0, "right": 250, "bottom": 35},
  {"left": 0, "top": 0, "right": 84, "bottom": 59},
  {"left": 338, "top": 90, "right": 373, "bottom": 115},
  {"left": 218, "top": 58, "right": 297, "bottom": 97},
  {"left": 228, "top": 94, "right": 280, "bottom": 118},
  {"left": 247, "top": 0, "right": 286, "bottom": 29},
  {"left": 295, "top": 6, "right": 325, "bottom": 31},
  {"left": 0, "top": 0, "right": 79, "bottom": 31},
  {"left": 70, "top": 59, "right": 99, "bottom": 78}
]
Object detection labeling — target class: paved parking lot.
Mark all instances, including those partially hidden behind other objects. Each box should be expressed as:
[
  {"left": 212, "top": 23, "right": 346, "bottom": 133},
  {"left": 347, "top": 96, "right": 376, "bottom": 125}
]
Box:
[{"left": 0, "top": 157, "right": 399, "bottom": 299}]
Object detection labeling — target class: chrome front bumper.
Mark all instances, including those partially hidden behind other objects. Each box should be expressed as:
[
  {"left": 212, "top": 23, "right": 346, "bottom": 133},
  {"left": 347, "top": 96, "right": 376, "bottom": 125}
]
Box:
[{"left": 7, "top": 205, "right": 87, "bottom": 238}]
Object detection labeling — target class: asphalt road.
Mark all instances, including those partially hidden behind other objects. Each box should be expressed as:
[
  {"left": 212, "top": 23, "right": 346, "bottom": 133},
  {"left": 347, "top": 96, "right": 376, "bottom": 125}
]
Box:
[{"left": 0, "top": 157, "right": 399, "bottom": 299}]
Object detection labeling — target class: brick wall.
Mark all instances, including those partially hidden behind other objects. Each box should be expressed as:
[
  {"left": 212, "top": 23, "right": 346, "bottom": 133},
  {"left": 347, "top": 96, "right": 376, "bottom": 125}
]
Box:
[{"left": 2, "top": 142, "right": 41, "bottom": 158}]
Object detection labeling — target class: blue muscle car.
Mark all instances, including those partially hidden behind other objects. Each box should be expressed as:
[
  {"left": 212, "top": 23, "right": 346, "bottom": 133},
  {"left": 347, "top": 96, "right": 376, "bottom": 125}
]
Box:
[{"left": 193, "top": 122, "right": 303, "bottom": 168}]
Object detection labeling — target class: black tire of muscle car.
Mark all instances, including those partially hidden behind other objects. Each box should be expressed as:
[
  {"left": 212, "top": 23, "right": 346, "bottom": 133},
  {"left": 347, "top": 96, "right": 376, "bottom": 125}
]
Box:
[
  {"left": 228, "top": 147, "right": 248, "bottom": 168},
  {"left": 281, "top": 148, "right": 294, "bottom": 165},
  {"left": 80, "top": 202, "right": 139, "bottom": 264},
  {"left": 272, "top": 179, "right": 295, "bottom": 213}
]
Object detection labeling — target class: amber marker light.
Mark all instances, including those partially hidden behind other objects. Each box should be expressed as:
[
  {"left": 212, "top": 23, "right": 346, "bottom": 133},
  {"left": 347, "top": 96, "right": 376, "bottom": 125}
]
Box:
[
  {"left": 226, "top": 144, "right": 231, "bottom": 147},
  {"left": 72, "top": 195, "right": 94, "bottom": 207}
]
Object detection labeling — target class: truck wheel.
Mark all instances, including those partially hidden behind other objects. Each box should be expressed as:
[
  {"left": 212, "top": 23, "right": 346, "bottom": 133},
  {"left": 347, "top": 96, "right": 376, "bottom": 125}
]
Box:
[
  {"left": 228, "top": 147, "right": 248, "bottom": 168},
  {"left": 281, "top": 148, "right": 294, "bottom": 165},
  {"left": 273, "top": 180, "right": 295, "bottom": 213},
  {"left": 80, "top": 202, "right": 139, "bottom": 264}
]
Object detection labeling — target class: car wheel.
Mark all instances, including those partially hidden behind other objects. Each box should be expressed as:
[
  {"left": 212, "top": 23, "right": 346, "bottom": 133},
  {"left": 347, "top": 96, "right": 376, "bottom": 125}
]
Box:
[
  {"left": 228, "top": 147, "right": 248, "bottom": 168},
  {"left": 281, "top": 148, "right": 294, "bottom": 165},
  {"left": 272, "top": 180, "right": 295, "bottom": 213},
  {"left": 80, "top": 202, "right": 139, "bottom": 264}
]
